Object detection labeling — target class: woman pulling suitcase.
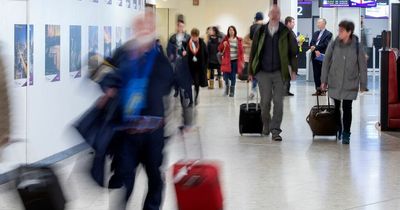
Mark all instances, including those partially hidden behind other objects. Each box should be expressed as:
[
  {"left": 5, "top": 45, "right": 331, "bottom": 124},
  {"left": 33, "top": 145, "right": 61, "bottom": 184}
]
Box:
[{"left": 320, "top": 20, "right": 368, "bottom": 144}]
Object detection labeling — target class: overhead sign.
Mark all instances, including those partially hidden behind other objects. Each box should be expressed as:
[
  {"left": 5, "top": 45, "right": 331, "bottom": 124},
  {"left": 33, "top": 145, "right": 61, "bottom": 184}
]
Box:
[{"left": 298, "top": 0, "right": 312, "bottom": 18}]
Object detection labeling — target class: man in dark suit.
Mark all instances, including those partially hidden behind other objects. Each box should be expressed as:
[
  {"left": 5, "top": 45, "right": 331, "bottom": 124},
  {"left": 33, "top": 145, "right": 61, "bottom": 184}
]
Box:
[
  {"left": 310, "top": 18, "right": 332, "bottom": 95},
  {"left": 285, "top": 16, "right": 299, "bottom": 96}
]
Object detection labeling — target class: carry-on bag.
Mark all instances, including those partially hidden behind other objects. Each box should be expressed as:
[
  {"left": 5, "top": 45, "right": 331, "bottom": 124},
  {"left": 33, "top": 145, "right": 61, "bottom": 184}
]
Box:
[
  {"left": 173, "top": 127, "right": 223, "bottom": 210},
  {"left": 306, "top": 93, "right": 337, "bottom": 138},
  {"left": 239, "top": 81, "right": 263, "bottom": 135}
]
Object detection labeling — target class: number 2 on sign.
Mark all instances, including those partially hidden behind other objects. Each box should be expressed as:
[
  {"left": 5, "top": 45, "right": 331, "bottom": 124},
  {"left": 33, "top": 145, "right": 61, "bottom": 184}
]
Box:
[{"left": 297, "top": 6, "right": 303, "bottom": 16}]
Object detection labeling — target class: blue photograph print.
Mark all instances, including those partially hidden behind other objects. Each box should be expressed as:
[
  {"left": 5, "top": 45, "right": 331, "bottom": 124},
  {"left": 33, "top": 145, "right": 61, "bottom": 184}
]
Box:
[
  {"left": 14, "top": 24, "right": 34, "bottom": 87},
  {"left": 89, "top": 26, "right": 99, "bottom": 70},
  {"left": 45, "top": 25, "right": 61, "bottom": 82},
  {"left": 70, "top": 25, "right": 82, "bottom": 78}
]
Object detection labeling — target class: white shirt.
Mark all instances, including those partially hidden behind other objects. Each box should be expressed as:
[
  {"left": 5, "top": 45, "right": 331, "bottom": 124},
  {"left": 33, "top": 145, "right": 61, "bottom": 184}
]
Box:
[
  {"left": 316, "top": 29, "right": 325, "bottom": 46},
  {"left": 268, "top": 22, "right": 279, "bottom": 37}
]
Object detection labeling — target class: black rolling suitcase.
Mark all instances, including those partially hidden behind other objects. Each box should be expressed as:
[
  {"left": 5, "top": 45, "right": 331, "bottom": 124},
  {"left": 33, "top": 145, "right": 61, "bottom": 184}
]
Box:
[
  {"left": 239, "top": 82, "right": 263, "bottom": 135},
  {"left": 306, "top": 93, "right": 337, "bottom": 139},
  {"left": 16, "top": 166, "right": 66, "bottom": 210}
]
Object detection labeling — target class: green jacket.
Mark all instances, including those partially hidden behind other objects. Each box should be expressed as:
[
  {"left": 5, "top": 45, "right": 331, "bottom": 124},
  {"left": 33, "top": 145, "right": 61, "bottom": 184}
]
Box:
[{"left": 249, "top": 22, "right": 298, "bottom": 81}]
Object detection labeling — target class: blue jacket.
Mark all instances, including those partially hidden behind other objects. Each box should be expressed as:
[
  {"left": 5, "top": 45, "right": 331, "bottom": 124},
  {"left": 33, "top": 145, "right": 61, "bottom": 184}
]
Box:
[{"left": 77, "top": 41, "right": 188, "bottom": 187}]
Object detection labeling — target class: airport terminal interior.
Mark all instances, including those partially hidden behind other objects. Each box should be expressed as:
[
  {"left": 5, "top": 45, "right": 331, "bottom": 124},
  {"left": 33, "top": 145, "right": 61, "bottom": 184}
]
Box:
[{"left": 0, "top": 0, "right": 400, "bottom": 210}]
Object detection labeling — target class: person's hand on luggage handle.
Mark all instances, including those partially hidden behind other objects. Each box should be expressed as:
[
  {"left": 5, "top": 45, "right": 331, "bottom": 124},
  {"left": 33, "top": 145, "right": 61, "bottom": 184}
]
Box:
[
  {"left": 320, "top": 83, "right": 328, "bottom": 92},
  {"left": 248, "top": 75, "right": 253, "bottom": 82},
  {"left": 315, "top": 50, "right": 321, "bottom": 57},
  {"left": 97, "top": 88, "right": 117, "bottom": 109}
]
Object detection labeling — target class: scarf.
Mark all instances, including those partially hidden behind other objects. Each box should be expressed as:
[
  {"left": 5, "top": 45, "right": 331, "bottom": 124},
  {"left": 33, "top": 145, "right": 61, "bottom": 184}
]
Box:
[{"left": 189, "top": 38, "right": 200, "bottom": 56}]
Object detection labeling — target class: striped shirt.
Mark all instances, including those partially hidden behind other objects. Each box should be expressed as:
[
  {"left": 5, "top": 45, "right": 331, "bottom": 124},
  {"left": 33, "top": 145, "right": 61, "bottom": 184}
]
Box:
[{"left": 229, "top": 38, "right": 238, "bottom": 60}]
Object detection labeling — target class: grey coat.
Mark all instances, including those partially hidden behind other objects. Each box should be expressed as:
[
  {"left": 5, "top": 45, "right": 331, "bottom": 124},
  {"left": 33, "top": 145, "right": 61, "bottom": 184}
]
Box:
[{"left": 321, "top": 36, "right": 368, "bottom": 100}]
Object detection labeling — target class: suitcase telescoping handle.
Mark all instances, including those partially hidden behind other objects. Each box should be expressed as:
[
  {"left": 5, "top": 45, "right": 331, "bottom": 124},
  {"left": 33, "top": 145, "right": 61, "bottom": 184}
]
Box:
[
  {"left": 178, "top": 126, "right": 204, "bottom": 160},
  {"left": 246, "top": 80, "right": 259, "bottom": 111},
  {"left": 174, "top": 126, "right": 205, "bottom": 183},
  {"left": 316, "top": 90, "right": 331, "bottom": 111}
]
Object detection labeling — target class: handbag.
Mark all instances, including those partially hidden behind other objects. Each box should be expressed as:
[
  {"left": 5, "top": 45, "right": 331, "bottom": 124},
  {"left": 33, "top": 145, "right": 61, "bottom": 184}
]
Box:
[{"left": 217, "top": 45, "right": 226, "bottom": 64}]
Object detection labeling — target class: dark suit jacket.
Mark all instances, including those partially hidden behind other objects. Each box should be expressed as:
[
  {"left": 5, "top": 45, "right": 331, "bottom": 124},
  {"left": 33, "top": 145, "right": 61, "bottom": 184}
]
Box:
[{"left": 310, "top": 29, "right": 333, "bottom": 58}]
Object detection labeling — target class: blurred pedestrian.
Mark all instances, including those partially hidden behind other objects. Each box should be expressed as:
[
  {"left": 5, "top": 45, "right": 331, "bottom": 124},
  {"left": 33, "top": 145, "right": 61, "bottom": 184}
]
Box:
[
  {"left": 218, "top": 26, "right": 244, "bottom": 97},
  {"left": 187, "top": 28, "right": 208, "bottom": 105},
  {"left": 247, "top": 12, "right": 264, "bottom": 99},
  {"left": 249, "top": 5, "right": 298, "bottom": 141},
  {"left": 207, "top": 26, "right": 223, "bottom": 89},
  {"left": 0, "top": 50, "right": 10, "bottom": 152},
  {"left": 166, "top": 15, "right": 194, "bottom": 110},
  {"left": 88, "top": 10, "right": 193, "bottom": 210},
  {"left": 321, "top": 20, "right": 368, "bottom": 144},
  {"left": 284, "top": 16, "right": 299, "bottom": 96}
]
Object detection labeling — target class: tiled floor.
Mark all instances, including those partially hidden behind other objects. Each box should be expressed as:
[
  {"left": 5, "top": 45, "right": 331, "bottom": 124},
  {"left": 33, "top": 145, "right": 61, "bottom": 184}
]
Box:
[{"left": 1, "top": 79, "right": 400, "bottom": 210}]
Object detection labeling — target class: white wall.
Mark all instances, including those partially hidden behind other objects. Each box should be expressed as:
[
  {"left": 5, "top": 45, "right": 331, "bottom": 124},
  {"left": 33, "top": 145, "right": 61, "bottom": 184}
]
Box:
[
  {"left": 321, "top": 7, "right": 361, "bottom": 39},
  {"left": 0, "top": 0, "right": 143, "bottom": 172},
  {"left": 157, "top": 0, "right": 272, "bottom": 39},
  {"left": 278, "top": 0, "right": 298, "bottom": 34}
]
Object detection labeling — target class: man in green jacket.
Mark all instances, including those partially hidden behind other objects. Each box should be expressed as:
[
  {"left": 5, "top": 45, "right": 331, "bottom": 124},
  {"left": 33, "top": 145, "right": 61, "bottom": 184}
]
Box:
[{"left": 249, "top": 5, "right": 298, "bottom": 141}]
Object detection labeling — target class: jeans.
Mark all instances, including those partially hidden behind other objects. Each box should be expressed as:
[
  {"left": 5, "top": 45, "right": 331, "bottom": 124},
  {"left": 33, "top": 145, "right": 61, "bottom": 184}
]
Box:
[
  {"left": 333, "top": 99, "right": 353, "bottom": 134},
  {"left": 223, "top": 60, "right": 238, "bottom": 87}
]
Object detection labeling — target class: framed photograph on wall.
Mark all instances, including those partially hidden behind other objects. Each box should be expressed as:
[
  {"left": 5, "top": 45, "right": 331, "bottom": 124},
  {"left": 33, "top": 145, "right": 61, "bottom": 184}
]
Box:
[
  {"left": 45, "top": 25, "right": 61, "bottom": 82},
  {"left": 116, "top": 27, "right": 122, "bottom": 49},
  {"left": 88, "top": 26, "right": 99, "bottom": 70},
  {"left": 104, "top": 26, "right": 112, "bottom": 58},
  {"left": 14, "top": 24, "right": 34, "bottom": 87},
  {"left": 70, "top": 25, "right": 82, "bottom": 78}
]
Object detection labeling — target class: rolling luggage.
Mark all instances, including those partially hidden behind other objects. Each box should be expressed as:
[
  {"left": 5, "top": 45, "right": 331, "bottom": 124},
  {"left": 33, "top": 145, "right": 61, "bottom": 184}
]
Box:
[
  {"left": 16, "top": 166, "right": 66, "bottom": 210},
  {"left": 173, "top": 127, "right": 223, "bottom": 210},
  {"left": 239, "top": 82, "right": 263, "bottom": 135},
  {"left": 306, "top": 93, "right": 337, "bottom": 139}
]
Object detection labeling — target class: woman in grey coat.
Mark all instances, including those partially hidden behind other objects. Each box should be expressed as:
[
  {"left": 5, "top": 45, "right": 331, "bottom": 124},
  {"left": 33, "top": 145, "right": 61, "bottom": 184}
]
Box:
[{"left": 321, "top": 20, "right": 368, "bottom": 144}]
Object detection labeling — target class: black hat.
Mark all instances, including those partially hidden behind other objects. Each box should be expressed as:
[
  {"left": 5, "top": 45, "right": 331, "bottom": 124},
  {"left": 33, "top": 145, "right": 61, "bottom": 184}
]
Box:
[{"left": 254, "top": 12, "right": 264, "bottom": 21}]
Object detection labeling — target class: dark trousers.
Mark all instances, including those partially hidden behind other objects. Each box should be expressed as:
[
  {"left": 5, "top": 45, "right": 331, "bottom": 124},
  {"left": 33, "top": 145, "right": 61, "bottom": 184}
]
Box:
[
  {"left": 312, "top": 59, "right": 322, "bottom": 90},
  {"left": 111, "top": 129, "right": 165, "bottom": 210},
  {"left": 209, "top": 63, "right": 221, "bottom": 80},
  {"left": 285, "top": 79, "right": 291, "bottom": 94},
  {"left": 333, "top": 99, "right": 353, "bottom": 134}
]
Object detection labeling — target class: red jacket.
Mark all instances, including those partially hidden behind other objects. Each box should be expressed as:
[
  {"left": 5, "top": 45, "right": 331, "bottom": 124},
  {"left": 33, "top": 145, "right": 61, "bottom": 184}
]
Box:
[{"left": 218, "top": 36, "right": 244, "bottom": 74}]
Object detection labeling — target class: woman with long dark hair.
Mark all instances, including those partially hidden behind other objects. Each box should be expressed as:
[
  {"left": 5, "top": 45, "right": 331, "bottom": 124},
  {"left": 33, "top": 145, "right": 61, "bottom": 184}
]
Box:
[
  {"left": 207, "top": 26, "right": 223, "bottom": 89},
  {"left": 218, "top": 26, "right": 244, "bottom": 97}
]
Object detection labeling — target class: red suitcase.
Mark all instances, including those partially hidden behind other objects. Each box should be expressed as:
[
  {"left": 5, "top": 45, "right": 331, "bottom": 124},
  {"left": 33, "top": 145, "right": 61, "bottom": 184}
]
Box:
[
  {"left": 173, "top": 127, "right": 223, "bottom": 210},
  {"left": 173, "top": 161, "right": 223, "bottom": 210}
]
